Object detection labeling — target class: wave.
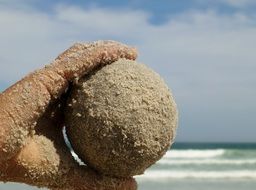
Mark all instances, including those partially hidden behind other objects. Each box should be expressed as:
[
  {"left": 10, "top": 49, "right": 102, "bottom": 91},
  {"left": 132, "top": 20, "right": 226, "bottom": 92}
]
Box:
[
  {"left": 163, "top": 149, "right": 225, "bottom": 159},
  {"left": 158, "top": 159, "right": 256, "bottom": 165},
  {"left": 136, "top": 170, "right": 256, "bottom": 180}
]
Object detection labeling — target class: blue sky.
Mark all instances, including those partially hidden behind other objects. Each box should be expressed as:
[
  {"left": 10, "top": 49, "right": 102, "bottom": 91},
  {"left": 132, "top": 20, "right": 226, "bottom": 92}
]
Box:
[{"left": 0, "top": 0, "right": 256, "bottom": 142}]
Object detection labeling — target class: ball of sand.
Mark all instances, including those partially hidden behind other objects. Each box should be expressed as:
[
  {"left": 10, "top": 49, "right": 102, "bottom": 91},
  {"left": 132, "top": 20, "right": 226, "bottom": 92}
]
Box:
[{"left": 65, "top": 59, "right": 178, "bottom": 177}]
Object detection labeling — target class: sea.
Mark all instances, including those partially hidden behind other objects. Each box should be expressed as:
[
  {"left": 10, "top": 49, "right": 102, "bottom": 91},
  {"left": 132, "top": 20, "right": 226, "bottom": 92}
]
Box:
[
  {"left": 1, "top": 142, "right": 256, "bottom": 190},
  {"left": 137, "top": 142, "right": 256, "bottom": 190}
]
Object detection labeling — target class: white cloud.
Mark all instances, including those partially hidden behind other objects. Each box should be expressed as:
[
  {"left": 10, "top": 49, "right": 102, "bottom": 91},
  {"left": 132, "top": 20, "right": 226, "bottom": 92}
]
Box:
[
  {"left": 54, "top": 5, "right": 150, "bottom": 36},
  {"left": 0, "top": 2, "right": 256, "bottom": 141},
  {"left": 0, "top": 4, "right": 150, "bottom": 84}
]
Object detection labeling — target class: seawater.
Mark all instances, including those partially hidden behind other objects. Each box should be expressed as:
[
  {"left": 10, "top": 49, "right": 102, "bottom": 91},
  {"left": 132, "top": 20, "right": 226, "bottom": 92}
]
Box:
[
  {"left": 1, "top": 143, "right": 256, "bottom": 190},
  {"left": 136, "top": 142, "right": 256, "bottom": 190}
]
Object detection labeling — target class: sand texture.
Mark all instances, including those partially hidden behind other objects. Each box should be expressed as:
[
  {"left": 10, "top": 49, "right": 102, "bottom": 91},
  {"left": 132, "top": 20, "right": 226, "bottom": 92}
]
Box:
[{"left": 65, "top": 59, "right": 178, "bottom": 177}]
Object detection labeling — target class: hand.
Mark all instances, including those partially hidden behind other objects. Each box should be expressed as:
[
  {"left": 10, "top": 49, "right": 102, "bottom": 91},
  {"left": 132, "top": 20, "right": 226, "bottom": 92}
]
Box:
[{"left": 0, "top": 41, "right": 138, "bottom": 190}]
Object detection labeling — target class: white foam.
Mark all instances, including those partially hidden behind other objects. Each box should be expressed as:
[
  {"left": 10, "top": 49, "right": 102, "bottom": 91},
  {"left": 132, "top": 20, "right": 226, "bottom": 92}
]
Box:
[
  {"left": 158, "top": 159, "right": 256, "bottom": 165},
  {"left": 136, "top": 170, "right": 256, "bottom": 180},
  {"left": 163, "top": 149, "right": 225, "bottom": 159}
]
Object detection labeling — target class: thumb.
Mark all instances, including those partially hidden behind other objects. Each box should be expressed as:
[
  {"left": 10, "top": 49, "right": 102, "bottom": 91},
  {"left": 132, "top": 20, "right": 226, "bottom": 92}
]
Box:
[{"left": 5, "top": 128, "right": 137, "bottom": 189}]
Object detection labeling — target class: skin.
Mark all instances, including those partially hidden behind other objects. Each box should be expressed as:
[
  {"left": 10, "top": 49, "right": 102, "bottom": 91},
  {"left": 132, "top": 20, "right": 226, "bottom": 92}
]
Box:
[{"left": 0, "top": 41, "right": 138, "bottom": 190}]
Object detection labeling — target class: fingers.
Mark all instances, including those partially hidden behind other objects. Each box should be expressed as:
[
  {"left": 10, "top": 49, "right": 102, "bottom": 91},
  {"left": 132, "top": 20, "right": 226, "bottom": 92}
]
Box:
[
  {"left": 32, "top": 41, "right": 137, "bottom": 99},
  {"left": 0, "top": 41, "right": 137, "bottom": 164},
  {"left": 51, "top": 40, "right": 137, "bottom": 82}
]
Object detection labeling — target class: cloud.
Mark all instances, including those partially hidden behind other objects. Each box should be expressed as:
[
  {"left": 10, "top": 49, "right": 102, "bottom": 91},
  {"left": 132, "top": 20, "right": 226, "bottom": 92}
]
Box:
[
  {"left": 54, "top": 5, "right": 150, "bottom": 36},
  {"left": 0, "top": 1, "right": 256, "bottom": 141},
  {"left": 0, "top": 4, "right": 150, "bottom": 84}
]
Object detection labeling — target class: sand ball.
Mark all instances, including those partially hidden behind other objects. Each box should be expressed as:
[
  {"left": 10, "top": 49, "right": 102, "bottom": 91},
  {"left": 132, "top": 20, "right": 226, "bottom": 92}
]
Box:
[{"left": 65, "top": 59, "right": 178, "bottom": 177}]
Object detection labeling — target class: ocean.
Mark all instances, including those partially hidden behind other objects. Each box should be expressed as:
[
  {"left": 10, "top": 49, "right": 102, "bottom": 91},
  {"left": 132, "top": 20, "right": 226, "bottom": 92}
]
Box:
[
  {"left": 1, "top": 143, "right": 256, "bottom": 190},
  {"left": 136, "top": 142, "right": 256, "bottom": 190}
]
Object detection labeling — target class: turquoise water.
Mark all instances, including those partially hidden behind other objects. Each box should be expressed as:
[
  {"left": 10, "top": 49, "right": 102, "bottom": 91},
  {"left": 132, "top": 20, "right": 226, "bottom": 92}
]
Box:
[{"left": 1, "top": 143, "right": 256, "bottom": 190}]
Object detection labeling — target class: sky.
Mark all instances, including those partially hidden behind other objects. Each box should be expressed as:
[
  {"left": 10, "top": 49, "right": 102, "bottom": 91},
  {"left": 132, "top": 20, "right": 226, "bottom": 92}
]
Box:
[{"left": 0, "top": 0, "right": 255, "bottom": 142}]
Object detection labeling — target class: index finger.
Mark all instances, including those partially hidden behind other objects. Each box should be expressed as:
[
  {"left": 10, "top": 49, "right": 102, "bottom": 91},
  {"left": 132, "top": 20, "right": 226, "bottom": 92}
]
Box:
[{"left": 52, "top": 40, "right": 137, "bottom": 81}]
